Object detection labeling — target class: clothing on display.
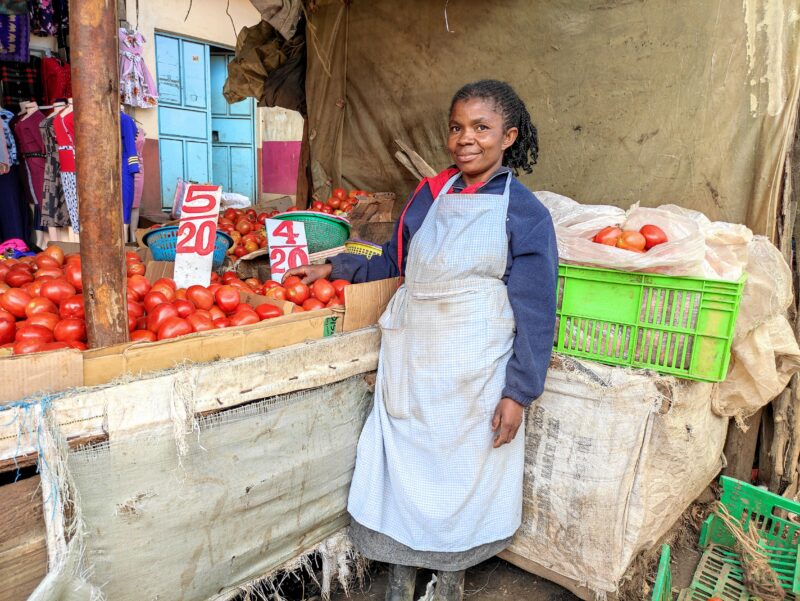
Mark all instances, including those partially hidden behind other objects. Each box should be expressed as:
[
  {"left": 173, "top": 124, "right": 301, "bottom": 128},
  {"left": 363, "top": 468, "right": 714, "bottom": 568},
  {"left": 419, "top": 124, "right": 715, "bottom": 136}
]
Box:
[
  {"left": 120, "top": 111, "right": 140, "bottom": 223},
  {"left": 132, "top": 125, "right": 145, "bottom": 209},
  {"left": 0, "top": 0, "right": 27, "bottom": 15},
  {"left": 29, "top": 0, "right": 57, "bottom": 36},
  {"left": 0, "top": 106, "right": 29, "bottom": 242},
  {"left": 118, "top": 29, "right": 158, "bottom": 108},
  {"left": 53, "top": 109, "right": 78, "bottom": 232},
  {"left": 0, "top": 13, "right": 30, "bottom": 62},
  {"left": 0, "top": 57, "right": 42, "bottom": 107},
  {"left": 39, "top": 110, "right": 69, "bottom": 228},
  {"left": 41, "top": 56, "right": 72, "bottom": 104},
  {"left": 12, "top": 109, "right": 46, "bottom": 213}
]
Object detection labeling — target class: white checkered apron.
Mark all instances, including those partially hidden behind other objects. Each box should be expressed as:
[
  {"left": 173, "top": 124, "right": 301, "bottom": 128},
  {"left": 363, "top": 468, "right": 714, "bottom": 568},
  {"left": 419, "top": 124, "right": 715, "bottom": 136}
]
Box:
[{"left": 348, "top": 172, "right": 524, "bottom": 552}]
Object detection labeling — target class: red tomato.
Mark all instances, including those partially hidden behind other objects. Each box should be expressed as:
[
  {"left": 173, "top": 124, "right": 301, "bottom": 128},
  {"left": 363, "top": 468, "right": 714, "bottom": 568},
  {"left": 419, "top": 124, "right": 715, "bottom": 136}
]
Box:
[
  {"left": 228, "top": 280, "right": 250, "bottom": 292},
  {"left": 341, "top": 202, "right": 353, "bottom": 213},
  {"left": 16, "top": 324, "right": 54, "bottom": 344},
  {"left": 13, "top": 339, "right": 46, "bottom": 355},
  {"left": 213, "top": 317, "right": 231, "bottom": 328},
  {"left": 302, "top": 298, "right": 326, "bottom": 311},
  {"left": 0, "top": 319, "right": 14, "bottom": 344},
  {"left": 43, "top": 245, "right": 65, "bottom": 265},
  {"left": 40, "top": 279, "right": 76, "bottom": 304},
  {"left": 616, "top": 230, "right": 647, "bottom": 252},
  {"left": 34, "top": 267, "right": 65, "bottom": 280},
  {"left": 331, "top": 279, "right": 350, "bottom": 296},
  {"left": 209, "top": 306, "right": 226, "bottom": 321},
  {"left": 283, "top": 275, "right": 301, "bottom": 288},
  {"left": 311, "top": 200, "right": 324, "bottom": 211},
  {"left": 5, "top": 269, "right": 34, "bottom": 287},
  {"left": 255, "top": 303, "right": 283, "bottom": 320},
  {"left": 175, "top": 288, "right": 188, "bottom": 301},
  {"left": 186, "top": 285, "right": 214, "bottom": 311},
  {"left": 223, "top": 208, "right": 238, "bottom": 221},
  {"left": 44, "top": 342, "right": 72, "bottom": 351},
  {"left": 235, "top": 219, "right": 252, "bottom": 235},
  {"left": 1, "top": 289, "right": 32, "bottom": 317},
  {"left": 332, "top": 187, "right": 347, "bottom": 201},
  {"left": 265, "top": 286, "right": 288, "bottom": 302},
  {"left": 187, "top": 313, "right": 215, "bottom": 332},
  {"left": 35, "top": 254, "right": 61, "bottom": 270},
  {"left": 229, "top": 308, "right": 259, "bottom": 326},
  {"left": 244, "top": 278, "right": 261, "bottom": 290},
  {"left": 151, "top": 283, "right": 175, "bottom": 302},
  {"left": 157, "top": 316, "right": 193, "bottom": 340},
  {"left": 54, "top": 318, "right": 87, "bottom": 343},
  {"left": 127, "top": 274, "right": 151, "bottom": 300},
  {"left": 174, "top": 299, "right": 195, "bottom": 318},
  {"left": 153, "top": 277, "right": 177, "bottom": 290},
  {"left": 286, "top": 282, "right": 310, "bottom": 305},
  {"left": 65, "top": 340, "right": 88, "bottom": 351},
  {"left": 262, "top": 279, "right": 280, "bottom": 290},
  {"left": 125, "top": 250, "right": 141, "bottom": 263},
  {"left": 221, "top": 271, "right": 239, "bottom": 284},
  {"left": 135, "top": 316, "right": 148, "bottom": 330},
  {"left": 311, "top": 279, "right": 336, "bottom": 303},
  {"left": 214, "top": 286, "right": 240, "bottom": 313},
  {"left": 210, "top": 272, "right": 220, "bottom": 283},
  {"left": 65, "top": 261, "right": 82, "bottom": 291},
  {"left": 0, "top": 309, "right": 14, "bottom": 322},
  {"left": 59, "top": 295, "right": 85, "bottom": 319},
  {"left": 147, "top": 303, "right": 179, "bottom": 333},
  {"left": 26, "top": 296, "right": 58, "bottom": 317},
  {"left": 257, "top": 212, "right": 268, "bottom": 225},
  {"left": 127, "top": 312, "right": 137, "bottom": 332},
  {"left": 326, "top": 297, "right": 344, "bottom": 308},
  {"left": 27, "top": 313, "right": 60, "bottom": 331},
  {"left": 593, "top": 226, "right": 622, "bottom": 246},
  {"left": 639, "top": 224, "right": 668, "bottom": 250},
  {"left": 327, "top": 196, "right": 342, "bottom": 209},
  {"left": 233, "top": 245, "right": 248, "bottom": 258},
  {"left": 143, "top": 290, "right": 169, "bottom": 313},
  {"left": 130, "top": 330, "right": 157, "bottom": 343},
  {"left": 321, "top": 206, "right": 334, "bottom": 214},
  {"left": 127, "top": 262, "right": 146, "bottom": 277}
]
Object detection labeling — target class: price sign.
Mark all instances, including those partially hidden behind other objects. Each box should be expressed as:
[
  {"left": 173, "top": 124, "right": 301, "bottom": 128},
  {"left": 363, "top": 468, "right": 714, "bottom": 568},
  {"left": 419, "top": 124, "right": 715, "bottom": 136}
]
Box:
[
  {"left": 266, "top": 219, "right": 310, "bottom": 278},
  {"left": 173, "top": 184, "right": 222, "bottom": 289}
]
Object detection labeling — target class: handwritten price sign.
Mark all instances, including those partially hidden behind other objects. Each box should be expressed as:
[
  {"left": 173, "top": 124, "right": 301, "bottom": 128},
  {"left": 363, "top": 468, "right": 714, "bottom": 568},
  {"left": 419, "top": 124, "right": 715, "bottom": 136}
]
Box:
[
  {"left": 173, "top": 184, "right": 222, "bottom": 289},
  {"left": 266, "top": 219, "right": 310, "bottom": 278}
]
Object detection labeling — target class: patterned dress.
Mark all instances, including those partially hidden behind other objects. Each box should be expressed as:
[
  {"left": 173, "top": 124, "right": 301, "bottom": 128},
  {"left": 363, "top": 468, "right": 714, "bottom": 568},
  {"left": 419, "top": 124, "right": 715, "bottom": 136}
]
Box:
[
  {"left": 12, "top": 110, "right": 46, "bottom": 229},
  {"left": 39, "top": 113, "right": 69, "bottom": 228},
  {"left": 29, "top": 0, "right": 56, "bottom": 36},
  {"left": 118, "top": 29, "right": 158, "bottom": 108}
]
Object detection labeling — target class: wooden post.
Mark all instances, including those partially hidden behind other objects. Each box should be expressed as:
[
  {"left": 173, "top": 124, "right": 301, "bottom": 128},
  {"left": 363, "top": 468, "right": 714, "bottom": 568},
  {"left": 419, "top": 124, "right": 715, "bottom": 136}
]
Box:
[
  {"left": 722, "top": 408, "right": 763, "bottom": 483},
  {"left": 72, "top": 0, "right": 129, "bottom": 347},
  {"left": 295, "top": 117, "right": 311, "bottom": 208}
]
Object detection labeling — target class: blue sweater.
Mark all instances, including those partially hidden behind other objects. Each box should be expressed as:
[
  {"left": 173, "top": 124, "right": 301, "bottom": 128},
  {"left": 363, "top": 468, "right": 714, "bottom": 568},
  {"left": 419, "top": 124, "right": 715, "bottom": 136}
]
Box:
[{"left": 329, "top": 167, "right": 558, "bottom": 407}]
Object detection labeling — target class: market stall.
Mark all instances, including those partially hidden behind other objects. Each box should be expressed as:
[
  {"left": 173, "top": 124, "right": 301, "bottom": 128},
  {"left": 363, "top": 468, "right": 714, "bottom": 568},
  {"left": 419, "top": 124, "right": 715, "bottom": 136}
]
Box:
[{"left": 3, "top": 1, "right": 800, "bottom": 600}]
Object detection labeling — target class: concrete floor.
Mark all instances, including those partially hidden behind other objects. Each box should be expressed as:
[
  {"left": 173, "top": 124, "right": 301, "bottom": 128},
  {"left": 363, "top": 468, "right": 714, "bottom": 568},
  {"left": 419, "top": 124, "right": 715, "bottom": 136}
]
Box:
[{"left": 331, "top": 558, "right": 579, "bottom": 601}]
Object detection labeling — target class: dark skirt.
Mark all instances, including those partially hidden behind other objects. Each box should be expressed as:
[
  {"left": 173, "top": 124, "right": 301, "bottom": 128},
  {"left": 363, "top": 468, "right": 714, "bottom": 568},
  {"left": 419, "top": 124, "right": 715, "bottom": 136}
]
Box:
[
  {"left": 349, "top": 518, "right": 512, "bottom": 572},
  {"left": 0, "top": 166, "right": 31, "bottom": 243}
]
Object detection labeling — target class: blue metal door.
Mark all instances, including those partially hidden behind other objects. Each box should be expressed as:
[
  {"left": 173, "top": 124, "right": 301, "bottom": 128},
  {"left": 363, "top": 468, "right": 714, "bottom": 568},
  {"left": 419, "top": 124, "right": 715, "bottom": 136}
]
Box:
[
  {"left": 210, "top": 53, "right": 255, "bottom": 200},
  {"left": 155, "top": 34, "right": 212, "bottom": 209}
]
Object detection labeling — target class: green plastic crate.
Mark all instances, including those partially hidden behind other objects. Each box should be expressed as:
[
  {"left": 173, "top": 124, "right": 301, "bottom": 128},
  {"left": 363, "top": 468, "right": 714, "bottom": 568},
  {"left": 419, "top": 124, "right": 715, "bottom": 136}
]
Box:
[
  {"left": 653, "top": 544, "right": 674, "bottom": 601},
  {"left": 273, "top": 213, "right": 351, "bottom": 254},
  {"left": 678, "top": 545, "right": 751, "bottom": 600},
  {"left": 699, "top": 475, "right": 800, "bottom": 594},
  {"left": 555, "top": 264, "right": 746, "bottom": 382}
]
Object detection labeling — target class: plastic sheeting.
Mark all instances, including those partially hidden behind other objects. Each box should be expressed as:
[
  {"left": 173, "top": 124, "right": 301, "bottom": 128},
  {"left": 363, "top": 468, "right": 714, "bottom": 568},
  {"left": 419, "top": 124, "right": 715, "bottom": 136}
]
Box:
[
  {"left": 306, "top": 0, "right": 800, "bottom": 235},
  {"left": 507, "top": 356, "right": 727, "bottom": 595}
]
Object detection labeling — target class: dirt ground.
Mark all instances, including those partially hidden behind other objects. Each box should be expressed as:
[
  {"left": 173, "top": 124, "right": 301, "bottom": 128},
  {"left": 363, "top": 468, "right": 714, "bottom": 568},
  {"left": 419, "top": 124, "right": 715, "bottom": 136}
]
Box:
[{"left": 330, "top": 558, "right": 579, "bottom": 601}]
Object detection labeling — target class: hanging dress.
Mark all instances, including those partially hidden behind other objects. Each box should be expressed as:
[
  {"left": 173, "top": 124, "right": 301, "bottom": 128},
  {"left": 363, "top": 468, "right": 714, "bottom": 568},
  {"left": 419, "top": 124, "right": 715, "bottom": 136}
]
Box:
[
  {"left": 29, "top": 0, "right": 57, "bottom": 36},
  {"left": 39, "top": 112, "right": 69, "bottom": 228},
  {"left": 12, "top": 109, "right": 46, "bottom": 230},
  {"left": 53, "top": 110, "right": 79, "bottom": 232},
  {"left": 118, "top": 29, "right": 158, "bottom": 108},
  {"left": 132, "top": 125, "right": 145, "bottom": 210},
  {"left": 347, "top": 172, "right": 525, "bottom": 570},
  {"left": 0, "top": 108, "right": 28, "bottom": 242},
  {"left": 119, "top": 112, "right": 140, "bottom": 223},
  {"left": 41, "top": 56, "right": 72, "bottom": 105}
]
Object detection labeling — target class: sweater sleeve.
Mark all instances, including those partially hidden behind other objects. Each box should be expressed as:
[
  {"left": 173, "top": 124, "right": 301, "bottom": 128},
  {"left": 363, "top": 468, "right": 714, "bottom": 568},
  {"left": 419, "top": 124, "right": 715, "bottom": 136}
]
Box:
[{"left": 502, "top": 215, "right": 559, "bottom": 407}]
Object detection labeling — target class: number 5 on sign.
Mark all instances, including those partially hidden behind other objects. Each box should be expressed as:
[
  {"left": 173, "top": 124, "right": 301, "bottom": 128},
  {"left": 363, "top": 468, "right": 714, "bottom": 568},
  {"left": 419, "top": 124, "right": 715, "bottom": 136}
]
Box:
[
  {"left": 173, "top": 184, "right": 222, "bottom": 289},
  {"left": 266, "top": 219, "right": 310, "bottom": 278}
]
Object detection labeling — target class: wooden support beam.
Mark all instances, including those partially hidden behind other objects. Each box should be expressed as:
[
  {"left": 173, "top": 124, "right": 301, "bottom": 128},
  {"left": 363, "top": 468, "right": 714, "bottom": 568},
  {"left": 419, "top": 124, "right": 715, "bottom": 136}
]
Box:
[
  {"left": 723, "top": 408, "right": 763, "bottom": 483},
  {"left": 0, "top": 476, "right": 47, "bottom": 601},
  {"left": 296, "top": 117, "right": 311, "bottom": 208},
  {"left": 72, "top": 0, "right": 129, "bottom": 348}
]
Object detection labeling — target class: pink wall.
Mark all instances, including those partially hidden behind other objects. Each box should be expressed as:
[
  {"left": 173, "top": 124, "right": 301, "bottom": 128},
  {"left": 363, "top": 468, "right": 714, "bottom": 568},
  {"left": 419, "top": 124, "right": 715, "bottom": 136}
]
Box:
[{"left": 262, "top": 140, "right": 302, "bottom": 196}]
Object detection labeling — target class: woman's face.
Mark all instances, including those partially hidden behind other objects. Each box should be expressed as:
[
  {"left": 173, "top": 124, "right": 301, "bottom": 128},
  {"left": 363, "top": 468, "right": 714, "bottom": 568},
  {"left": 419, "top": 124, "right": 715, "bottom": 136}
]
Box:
[{"left": 448, "top": 98, "right": 518, "bottom": 184}]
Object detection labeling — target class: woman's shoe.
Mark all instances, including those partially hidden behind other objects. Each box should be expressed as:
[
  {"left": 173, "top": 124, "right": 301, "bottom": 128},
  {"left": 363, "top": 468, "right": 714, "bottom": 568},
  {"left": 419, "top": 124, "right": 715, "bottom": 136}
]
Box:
[
  {"left": 385, "top": 563, "right": 417, "bottom": 601},
  {"left": 432, "top": 569, "right": 465, "bottom": 601}
]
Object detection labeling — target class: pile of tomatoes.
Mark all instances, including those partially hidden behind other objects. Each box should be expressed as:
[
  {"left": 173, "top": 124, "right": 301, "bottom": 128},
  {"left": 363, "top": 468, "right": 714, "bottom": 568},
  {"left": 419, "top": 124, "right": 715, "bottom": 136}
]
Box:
[
  {"left": 258, "top": 275, "right": 349, "bottom": 312},
  {"left": 592, "top": 224, "right": 668, "bottom": 252},
  {"left": 1, "top": 247, "right": 352, "bottom": 356},
  {"left": 309, "top": 188, "right": 366, "bottom": 216}
]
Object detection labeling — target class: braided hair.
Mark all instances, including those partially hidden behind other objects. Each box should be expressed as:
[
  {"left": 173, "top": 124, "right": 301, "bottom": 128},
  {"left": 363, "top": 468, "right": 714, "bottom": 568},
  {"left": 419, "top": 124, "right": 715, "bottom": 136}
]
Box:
[{"left": 450, "top": 80, "right": 539, "bottom": 175}]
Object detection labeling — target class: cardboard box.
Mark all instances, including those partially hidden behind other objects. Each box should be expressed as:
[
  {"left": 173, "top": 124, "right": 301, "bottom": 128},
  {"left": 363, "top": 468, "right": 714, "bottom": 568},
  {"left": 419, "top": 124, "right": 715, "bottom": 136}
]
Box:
[
  {"left": 254, "top": 194, "right": 294, "bottom": 213},
  {"left": 0, "top": 349, "right": 83, "bottom": 404}
]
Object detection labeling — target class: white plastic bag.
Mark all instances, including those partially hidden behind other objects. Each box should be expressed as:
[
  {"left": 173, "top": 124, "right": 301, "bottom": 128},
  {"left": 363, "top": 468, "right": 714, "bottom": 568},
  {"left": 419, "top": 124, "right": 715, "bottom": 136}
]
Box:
[
  {"left": 536, "top": 192, "right": 707, "bottom": 276},
  {"left": 221, "top": 192, "right": 251, "bottom": 209}
]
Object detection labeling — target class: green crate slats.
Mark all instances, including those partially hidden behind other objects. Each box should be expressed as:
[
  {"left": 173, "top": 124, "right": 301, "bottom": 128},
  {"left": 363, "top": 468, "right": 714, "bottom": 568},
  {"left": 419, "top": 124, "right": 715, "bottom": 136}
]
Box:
[
  {"left": 555, "top": 264, "right": 746, "bottom": 382},
  {"left": 273, "top": 213, "right": 350, "bottom": 254},
  {"left": 653, "top": 544, "right": 674, "bottom": 601},
  {"left": 678, "top": 545, "right": 752, "bottom": 600},
  {"left": 699, "top": 475, "right": 800, "bottom": 594}
]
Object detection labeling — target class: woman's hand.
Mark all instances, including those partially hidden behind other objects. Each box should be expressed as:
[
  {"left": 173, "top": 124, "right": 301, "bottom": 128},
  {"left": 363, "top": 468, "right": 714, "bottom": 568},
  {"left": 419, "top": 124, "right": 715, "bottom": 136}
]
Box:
[
  {"left": 491, "top": 397, "right": 524, "bottom": 448},
  {"left": 282, "top": 263, "right": 333, "bottom": 285}
]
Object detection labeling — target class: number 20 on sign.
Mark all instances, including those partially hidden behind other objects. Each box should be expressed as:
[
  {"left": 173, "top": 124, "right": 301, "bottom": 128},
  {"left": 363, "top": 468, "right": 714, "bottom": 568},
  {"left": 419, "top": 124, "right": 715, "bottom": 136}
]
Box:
[
  {"left": 266, "top": 219, "right": 310, "bottom": 278},
  {"left": 173, "top": 184, "right": 222, "bottom": 288}
]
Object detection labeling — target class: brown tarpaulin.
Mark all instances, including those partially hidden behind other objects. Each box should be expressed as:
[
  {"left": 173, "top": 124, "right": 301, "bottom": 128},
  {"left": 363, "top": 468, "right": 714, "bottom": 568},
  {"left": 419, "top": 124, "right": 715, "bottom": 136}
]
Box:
[{"left": 306, "top": 0, "right": 800, "bottom": 235}]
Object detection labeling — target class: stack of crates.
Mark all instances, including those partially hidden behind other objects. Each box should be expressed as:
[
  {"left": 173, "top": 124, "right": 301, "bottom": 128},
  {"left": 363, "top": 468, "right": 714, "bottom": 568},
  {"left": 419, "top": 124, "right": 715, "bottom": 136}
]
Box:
[{"left": 652, "top": 476, "right": 800, "bottom": 600}]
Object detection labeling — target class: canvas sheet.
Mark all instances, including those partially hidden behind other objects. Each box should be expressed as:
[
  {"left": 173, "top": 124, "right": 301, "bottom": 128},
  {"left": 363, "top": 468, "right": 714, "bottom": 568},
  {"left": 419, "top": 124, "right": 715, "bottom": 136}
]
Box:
[{"left": 306, "top": 0, "right": 800, "bottom": 235}]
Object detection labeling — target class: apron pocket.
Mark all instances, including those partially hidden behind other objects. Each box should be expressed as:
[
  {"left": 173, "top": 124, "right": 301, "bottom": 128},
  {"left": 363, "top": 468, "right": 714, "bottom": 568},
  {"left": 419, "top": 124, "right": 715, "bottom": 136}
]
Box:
[{"left": 378, "top": 289, "right": 412, "bottom": 419}]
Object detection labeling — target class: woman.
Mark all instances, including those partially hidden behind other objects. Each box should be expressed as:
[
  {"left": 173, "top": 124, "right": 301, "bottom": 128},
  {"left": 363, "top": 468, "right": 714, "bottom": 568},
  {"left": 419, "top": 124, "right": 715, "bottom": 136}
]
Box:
[{"left": 285, "top": 80, "right": 557, "bottom": 601}]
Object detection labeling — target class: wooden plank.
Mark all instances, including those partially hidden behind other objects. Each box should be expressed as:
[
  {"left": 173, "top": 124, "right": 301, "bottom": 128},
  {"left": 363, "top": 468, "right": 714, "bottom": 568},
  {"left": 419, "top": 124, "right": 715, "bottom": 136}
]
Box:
[
  {"left": 722, "top": 407, "right": 763, "bottom": 483},
  {"left": 0, "top": 476, "right": 48, "bottom": 601},
  {"left": 0, "top": 434, "right": 108, "bottom": 475}
]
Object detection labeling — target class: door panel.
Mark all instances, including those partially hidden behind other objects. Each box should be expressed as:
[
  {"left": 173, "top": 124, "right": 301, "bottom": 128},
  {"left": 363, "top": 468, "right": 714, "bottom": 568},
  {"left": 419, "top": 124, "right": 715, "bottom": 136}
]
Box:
[
  {"left": 159, "top": 138, "right": 184, "bottom": 208},
  {"left": 212, "top": 146, "right": 230, "bottom": 192},
  {"left": 156, "top": 33, "right": 212, "bottom": 209},
  {"left": 210, "top": 53, "right": 255, "bottom": 199}
]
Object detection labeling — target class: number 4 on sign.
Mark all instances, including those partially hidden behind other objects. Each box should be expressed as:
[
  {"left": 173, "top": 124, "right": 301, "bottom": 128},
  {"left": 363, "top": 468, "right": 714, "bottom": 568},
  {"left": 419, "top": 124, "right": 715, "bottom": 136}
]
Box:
[{"left": 266, "top": 219, "right": 310, "bottom": 278}]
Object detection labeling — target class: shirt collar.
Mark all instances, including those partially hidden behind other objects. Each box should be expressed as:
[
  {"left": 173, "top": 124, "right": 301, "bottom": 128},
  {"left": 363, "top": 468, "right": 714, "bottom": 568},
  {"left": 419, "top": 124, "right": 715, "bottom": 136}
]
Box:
[{"left": 450, "top": 165, "right": 512, "bottom": 191}]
